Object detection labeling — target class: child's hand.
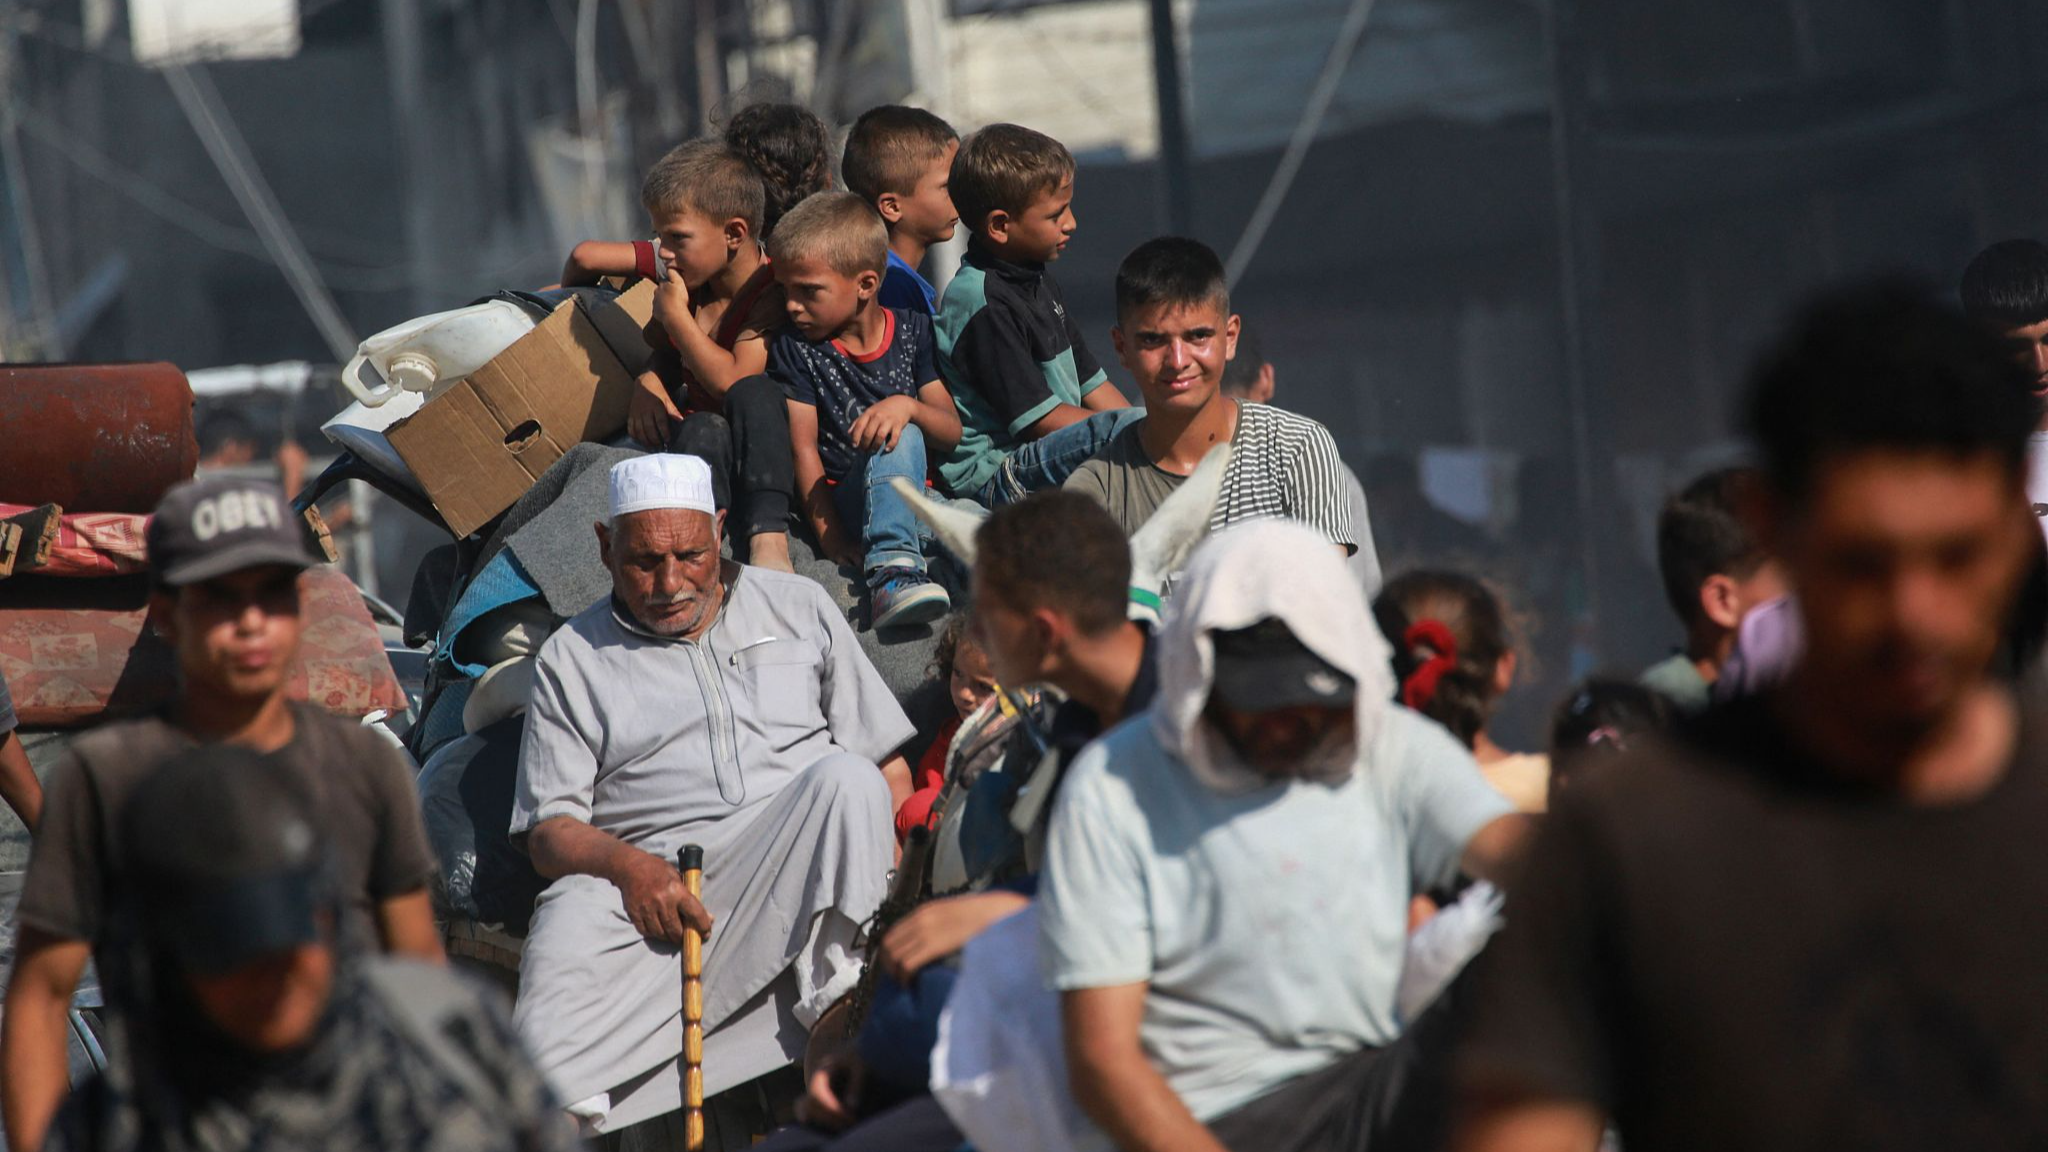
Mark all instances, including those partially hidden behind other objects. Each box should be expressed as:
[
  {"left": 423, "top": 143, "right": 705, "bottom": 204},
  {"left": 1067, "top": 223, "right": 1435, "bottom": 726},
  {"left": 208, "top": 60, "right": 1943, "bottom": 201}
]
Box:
[
  {"left": 652, "top": 269, "right": 693, "bottom": 331},
  {"left": 796, "top": 1048, "right": 864, "bottom": 1132},
  {"left": 627, "top": 376, "right": 683, "bottom": 447},
  {"left": 878, "top": 891, "right": 1032, "bottom": 982},
  {"left": 848, "top": 395, "right": 918, "bottom": 452}
]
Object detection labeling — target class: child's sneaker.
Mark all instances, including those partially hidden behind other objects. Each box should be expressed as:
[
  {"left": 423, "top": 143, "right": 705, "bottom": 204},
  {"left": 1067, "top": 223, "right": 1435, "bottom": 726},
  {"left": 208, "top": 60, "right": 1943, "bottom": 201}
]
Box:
[{"left": 869, "top": 566, "right": 950, "bottom": 630}]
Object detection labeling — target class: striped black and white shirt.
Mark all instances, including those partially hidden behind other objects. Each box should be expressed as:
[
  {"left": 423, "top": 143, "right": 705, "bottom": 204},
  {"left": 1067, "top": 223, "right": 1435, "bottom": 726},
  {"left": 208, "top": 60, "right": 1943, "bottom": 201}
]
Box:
[{"left": 1066, "top": 400, "right": 1360, "bottom": 553}]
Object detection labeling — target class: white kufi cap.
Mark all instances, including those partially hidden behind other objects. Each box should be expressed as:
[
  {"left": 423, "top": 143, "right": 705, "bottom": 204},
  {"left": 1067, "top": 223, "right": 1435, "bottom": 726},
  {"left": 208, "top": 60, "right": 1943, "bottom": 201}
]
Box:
[{"left": 609, "top": 454, "right": 717, "bottom": 519}]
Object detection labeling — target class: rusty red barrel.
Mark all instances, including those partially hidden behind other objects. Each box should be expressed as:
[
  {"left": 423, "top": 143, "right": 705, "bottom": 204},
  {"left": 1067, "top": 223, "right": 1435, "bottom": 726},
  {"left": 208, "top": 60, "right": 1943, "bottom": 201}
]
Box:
[{"left": 0, "top": 363, "right": 198, "bottom": 512}]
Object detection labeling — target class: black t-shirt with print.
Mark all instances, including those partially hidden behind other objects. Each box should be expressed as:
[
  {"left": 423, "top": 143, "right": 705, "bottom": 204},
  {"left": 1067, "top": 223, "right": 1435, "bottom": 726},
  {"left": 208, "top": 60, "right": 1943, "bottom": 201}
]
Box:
[{"left": 771, "top": 307, "right": 939, "bottom": 480}]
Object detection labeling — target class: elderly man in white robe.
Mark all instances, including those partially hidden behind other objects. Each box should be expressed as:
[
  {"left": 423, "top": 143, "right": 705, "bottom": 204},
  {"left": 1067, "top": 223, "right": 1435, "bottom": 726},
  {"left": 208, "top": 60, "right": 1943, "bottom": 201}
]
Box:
[{"left": 510, "top": 454, "right": 913, "bottom": 1136}]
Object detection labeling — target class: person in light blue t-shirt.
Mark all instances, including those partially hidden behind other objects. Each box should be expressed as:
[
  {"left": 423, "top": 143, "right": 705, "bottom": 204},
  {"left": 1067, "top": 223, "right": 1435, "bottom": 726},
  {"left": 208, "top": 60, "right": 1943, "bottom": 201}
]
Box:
[
  {"left": 842, "top": 105, "right": 959, "bottom": 316},
  {"left": 1039, "top": 519, "right": 1530, "bottom": 1152}
]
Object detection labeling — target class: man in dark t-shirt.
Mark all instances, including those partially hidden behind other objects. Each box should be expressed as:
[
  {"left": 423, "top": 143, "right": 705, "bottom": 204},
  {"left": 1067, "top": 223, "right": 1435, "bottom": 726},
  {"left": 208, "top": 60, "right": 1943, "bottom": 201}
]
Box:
[
  {"left": 1457, "top": 286, "right": 2048, "bottom": 1152},
  {"left": 48, "top": 745, "right": 578, "bottom": 1152},
  {"left": 1, "top": 476, "right": 440, "bottom": 1152}
]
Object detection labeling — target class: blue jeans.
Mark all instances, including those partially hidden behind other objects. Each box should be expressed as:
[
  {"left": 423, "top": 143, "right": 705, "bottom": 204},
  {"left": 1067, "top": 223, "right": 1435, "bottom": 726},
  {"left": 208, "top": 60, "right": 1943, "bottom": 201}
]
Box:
[
  {"left": 832, "top": 424, "right": 932, "bottom": 574},
  {"left": 974, "top": 407, "right": 1147, "bottom": 507}
]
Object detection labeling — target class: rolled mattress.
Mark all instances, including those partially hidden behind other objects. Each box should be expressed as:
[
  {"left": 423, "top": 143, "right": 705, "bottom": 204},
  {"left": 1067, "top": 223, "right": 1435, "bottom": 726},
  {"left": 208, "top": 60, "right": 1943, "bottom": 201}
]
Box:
[{"left": 0, "top": 566, "right": 405, "bottom": 727}]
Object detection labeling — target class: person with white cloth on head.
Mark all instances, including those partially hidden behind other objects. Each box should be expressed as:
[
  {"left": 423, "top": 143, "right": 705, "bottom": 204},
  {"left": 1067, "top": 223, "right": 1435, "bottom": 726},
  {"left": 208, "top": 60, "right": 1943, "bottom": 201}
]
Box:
[
  {"left": 1038, "top": 519, "right": 1533, "bottom": 1152},
  {"left": 510, "top": 454, "right": 913, "bottom": 1136}
]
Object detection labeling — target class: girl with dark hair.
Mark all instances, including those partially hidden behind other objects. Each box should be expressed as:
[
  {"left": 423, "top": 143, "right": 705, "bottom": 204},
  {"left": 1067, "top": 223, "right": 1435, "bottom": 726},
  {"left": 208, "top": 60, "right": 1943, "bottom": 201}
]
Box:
[
  {"left": 1548, "top": 678, "right": 1672, "bottom": 800},
  {"left": 1376, "top": 569, "right": 1549, "bottom": 811},
  {"left": 895, "top": 614, "right": 998, "bottom": 842},
  {"left": 723, "top": 102, "right": 835, "bottom": 237}
]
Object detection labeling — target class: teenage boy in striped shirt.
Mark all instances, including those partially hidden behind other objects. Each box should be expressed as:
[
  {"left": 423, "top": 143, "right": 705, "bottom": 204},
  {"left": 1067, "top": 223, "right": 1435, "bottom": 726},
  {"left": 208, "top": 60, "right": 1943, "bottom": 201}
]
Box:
[{"left": 1066, "top": 237, "right": 1358, "bottom": 559}]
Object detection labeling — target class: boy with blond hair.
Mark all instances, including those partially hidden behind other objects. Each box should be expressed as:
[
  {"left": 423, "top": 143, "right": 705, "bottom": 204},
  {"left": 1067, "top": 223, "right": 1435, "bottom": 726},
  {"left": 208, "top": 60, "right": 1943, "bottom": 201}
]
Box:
[
  {"left": 936, "top": 123, "right": 1139, "bottom": 508},
  {"left": 841, "top": 105, "right": 960, "bottom": 315},
  {"left": 560, "top": 139, "right": 797, "bottom": 570},
  {"left": 768, "top": 192, "right": 963, "bottom": 628}
]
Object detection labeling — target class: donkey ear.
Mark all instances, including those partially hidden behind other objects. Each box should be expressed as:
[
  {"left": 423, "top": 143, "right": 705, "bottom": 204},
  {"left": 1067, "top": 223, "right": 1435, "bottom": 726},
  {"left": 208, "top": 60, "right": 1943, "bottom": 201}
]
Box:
[
  {"left": 1129, "top": 443, "right": 1230, "bottom": 592},
  {"left": 891, "top": 478, "right": 988, "bottom": 567}
]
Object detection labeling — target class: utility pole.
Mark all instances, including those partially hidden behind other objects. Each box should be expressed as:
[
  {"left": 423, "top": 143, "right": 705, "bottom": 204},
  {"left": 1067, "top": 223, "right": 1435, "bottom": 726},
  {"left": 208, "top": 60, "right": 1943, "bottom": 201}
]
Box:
[
  {"left": 381, "top": 0, "right": 435, "bottom": 316},
  {"left": 0, "top": 26, "right": 57, "bottom": 358},
  {"left": 809, "top": 0, "right": 860, "bottom": 120},
  {"left": 693, "top": 0, "right": 722, "bottom": 133},
  {"left": 1542, "top": 0, "right": 1609, "bottom": 657},
  {"left": 1148, "top": 0, "right": 1193, "bottom": 236},
  {"left": 619, "top": 0, "right": 687, "bottom": 173}
]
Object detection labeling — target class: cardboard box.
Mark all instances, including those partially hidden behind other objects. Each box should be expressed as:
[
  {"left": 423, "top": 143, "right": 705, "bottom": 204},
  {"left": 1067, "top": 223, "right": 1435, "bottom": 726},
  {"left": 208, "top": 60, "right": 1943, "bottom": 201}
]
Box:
[
  {"left": 387, "top": 285, "right": 659, "bottom": 538},
  {"left": 581, "top": 279, "right": 660, "bottom": 375}
]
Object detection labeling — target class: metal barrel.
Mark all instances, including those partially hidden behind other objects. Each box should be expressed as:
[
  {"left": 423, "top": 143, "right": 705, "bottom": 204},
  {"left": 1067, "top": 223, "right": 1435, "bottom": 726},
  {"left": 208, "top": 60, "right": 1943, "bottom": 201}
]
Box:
[{"left": 0, "top": 364, "right": 199, "bottom": 511}]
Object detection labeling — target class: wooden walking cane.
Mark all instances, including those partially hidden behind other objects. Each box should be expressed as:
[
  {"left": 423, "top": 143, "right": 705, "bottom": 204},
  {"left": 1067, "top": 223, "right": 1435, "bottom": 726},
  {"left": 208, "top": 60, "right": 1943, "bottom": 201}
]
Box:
[{"left": 679, "top": 844, "right": 706, "bottom": 1151}]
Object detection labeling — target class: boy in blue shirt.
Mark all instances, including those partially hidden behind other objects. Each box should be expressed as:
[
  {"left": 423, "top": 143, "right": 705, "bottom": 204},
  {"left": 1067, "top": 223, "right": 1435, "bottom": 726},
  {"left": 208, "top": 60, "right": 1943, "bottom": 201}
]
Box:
[
  {"left": 769, "top": 192, "right": 964, "bottom": 629},
  {"left": 842, "top": 105, "right": 960, "bottom": 316},
  {"left": 935, "top": 123, "right": 1140, "bottom": 507}
]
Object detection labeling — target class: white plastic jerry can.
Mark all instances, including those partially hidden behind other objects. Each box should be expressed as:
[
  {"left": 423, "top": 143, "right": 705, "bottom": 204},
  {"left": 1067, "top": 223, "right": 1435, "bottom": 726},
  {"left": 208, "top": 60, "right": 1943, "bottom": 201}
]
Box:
[{"left": 341, "top": 300, "right": 537, "bottom": 407}]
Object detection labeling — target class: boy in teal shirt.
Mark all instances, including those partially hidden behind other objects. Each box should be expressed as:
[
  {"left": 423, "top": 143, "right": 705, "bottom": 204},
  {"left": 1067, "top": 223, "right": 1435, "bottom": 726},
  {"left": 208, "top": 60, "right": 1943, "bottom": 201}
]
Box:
[{"left": 934, "top": 123, "right": 1140, "bottom": 506}]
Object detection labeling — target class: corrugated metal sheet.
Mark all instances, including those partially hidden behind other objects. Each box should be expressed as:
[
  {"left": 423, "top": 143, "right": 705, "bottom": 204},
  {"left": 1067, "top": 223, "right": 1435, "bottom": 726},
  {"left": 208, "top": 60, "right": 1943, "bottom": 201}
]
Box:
[
  {"left": 939, "top": 0, "right": 1545, "bottom": 161},
  {"left": 1187, "top": 0, "right": 1547, "bottom": 158},
  {"left": 948, "top": 0, "right": 1161, "bottom": 158}
]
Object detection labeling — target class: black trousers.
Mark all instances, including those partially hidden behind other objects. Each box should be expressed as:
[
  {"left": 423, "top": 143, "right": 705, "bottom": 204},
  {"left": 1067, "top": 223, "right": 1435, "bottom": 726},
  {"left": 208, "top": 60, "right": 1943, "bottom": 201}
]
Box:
[
  {"left": 750, "top": 1096, "right": 963, "bottom": 1152},
  {"left": 668, "top": 374, "right": 794, "bottom": 539},
  {"left": 1206, "top": 980, "right": 1467, "bottom": 1152}
]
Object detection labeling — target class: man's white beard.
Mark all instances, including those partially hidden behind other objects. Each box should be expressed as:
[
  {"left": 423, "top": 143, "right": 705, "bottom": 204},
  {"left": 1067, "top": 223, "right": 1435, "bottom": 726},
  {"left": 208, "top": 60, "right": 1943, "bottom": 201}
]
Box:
[{"left": 637, "top": 589, "right": 707, "bottom": 637}]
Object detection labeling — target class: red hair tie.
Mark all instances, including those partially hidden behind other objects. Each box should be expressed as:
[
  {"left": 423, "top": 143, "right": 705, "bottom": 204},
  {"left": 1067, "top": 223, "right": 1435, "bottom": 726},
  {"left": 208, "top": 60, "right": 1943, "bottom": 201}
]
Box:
[{"left": 1401, "top": 619, "right": 1458, "bottom": 711}]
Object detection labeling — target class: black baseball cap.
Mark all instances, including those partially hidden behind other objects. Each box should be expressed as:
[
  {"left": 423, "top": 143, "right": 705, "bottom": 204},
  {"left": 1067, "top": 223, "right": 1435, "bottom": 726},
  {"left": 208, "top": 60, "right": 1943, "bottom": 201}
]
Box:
[
  {"left": 121, "top": 745, "right": 328, "bottom": 975},
  {"left": 1209, "top": 617, "right": 1357, "bottom": 713},
  {"left": 147, "top": 475, "right": 316, "bottom": 588}
]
